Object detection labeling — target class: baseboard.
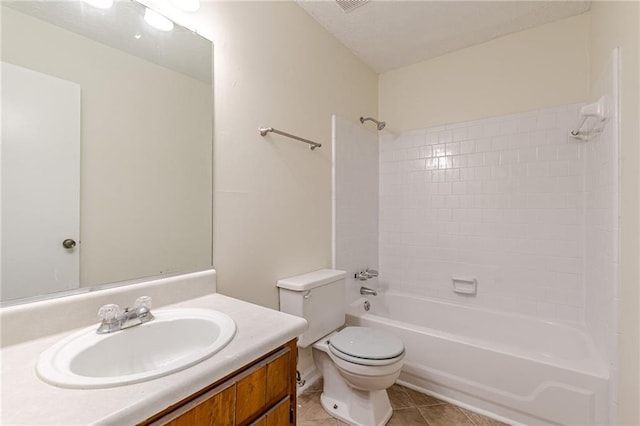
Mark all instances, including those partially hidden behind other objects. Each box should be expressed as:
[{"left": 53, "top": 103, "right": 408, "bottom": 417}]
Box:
[{"left": 296, "top": 366, "right": 321, "bottom": 396}]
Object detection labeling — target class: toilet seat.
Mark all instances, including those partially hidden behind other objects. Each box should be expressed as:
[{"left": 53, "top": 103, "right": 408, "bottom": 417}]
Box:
[{"left": 328, "top": 327, "right": 405, "bottom": 366}]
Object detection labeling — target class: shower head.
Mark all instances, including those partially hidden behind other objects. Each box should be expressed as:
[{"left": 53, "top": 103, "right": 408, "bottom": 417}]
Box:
[{"left": 360, "top": 116, "right": 386, "bottom": 131}]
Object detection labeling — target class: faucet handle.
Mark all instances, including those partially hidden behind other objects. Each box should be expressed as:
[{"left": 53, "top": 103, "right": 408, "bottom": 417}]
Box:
[
  {"left": 134, "top": 296, "right": 152, "bottom": 310},
  {"left": 98, "top": 304, "right": 121, "bottom": 322},
  {"left": 356, "top": 271, "right": 369, "bottom": 281}
]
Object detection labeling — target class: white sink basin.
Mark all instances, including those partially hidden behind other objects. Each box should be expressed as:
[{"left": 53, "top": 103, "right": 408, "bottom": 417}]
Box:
[{"left": 36, "top": 308, "right": 236, "bottom": 389}]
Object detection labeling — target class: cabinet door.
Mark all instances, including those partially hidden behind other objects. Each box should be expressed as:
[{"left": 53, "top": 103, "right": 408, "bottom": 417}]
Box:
[
  {"left": 236, "top": 347, "right": 291, "bottom": 425},
  {"left": 265, "top": 348, "right": 291, "bottom": 406},
  {"left": 236, "top": 364, "right": 267, "bottom": 424},
  {"left": 249, "top": 397, "right": 291, "bottom": 426}
]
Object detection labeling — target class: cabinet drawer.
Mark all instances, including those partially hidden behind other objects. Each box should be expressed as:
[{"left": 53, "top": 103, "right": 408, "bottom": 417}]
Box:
[{"left": 236, "top": 347, "right": 291, "bottom": 425}]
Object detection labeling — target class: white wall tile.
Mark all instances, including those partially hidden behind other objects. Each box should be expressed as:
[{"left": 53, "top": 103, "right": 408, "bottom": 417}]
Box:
[
  {"left": 476, "top": 137, "right": 492, "bottom": 152},
  {"left": 537, "top": 112, "right": 558, "bottom": 130},
  {"left": 339, "top": 99, "right": 616, "bottom": 376},
  {"left": 452, "top": 128, "right": 468, "bottom": 142},
  {"left": 438, "top": 130, "right": 453, "bottom": 144},
  {"left": 460, "top": 140, "right": 476, "bottom": 154},
  {"left": 378, "top": 105, "right": 589, "bottom": 322}
]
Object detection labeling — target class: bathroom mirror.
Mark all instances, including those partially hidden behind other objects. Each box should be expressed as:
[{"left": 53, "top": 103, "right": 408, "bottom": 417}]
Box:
[{"left": 1, "top": 1, "right": 213, "bottom": 305}]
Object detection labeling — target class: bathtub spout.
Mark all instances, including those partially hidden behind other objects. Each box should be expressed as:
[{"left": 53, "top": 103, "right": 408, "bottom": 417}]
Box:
[{"left": 360, "top": 286, "right": 377, "bottom": 296}]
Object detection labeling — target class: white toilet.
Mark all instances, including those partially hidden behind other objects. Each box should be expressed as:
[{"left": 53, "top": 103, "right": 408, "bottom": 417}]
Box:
[{"left": 277, "top": 269, "right": 405, "bottom": 426}]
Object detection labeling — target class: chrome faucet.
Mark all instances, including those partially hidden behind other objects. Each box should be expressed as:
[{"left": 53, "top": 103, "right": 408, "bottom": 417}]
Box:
[
  {"left": 356, "top": 268, "right": 379, "bottom": 281},
  {"left": 97, "top": 296, "right": 155, "bottom": 334},
  {"left": 356, "top": 271, "right": 369, "bottom": 281},
  {"left": 364, "top": 268, "right": 379, "bottom": 278},
  {"left": 360, "top": 286, "right": 378, "bottom": 296}
]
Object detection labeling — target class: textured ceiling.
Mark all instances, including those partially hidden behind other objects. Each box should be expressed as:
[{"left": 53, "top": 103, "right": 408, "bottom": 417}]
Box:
[{"left": 297, "top": 1, "right": 591, "bottom": 73}]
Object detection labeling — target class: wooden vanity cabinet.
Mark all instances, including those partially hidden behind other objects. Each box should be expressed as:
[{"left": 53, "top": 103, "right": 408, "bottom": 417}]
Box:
[{"left": 140, "top": 339, "right": 298, "bottom": 426}]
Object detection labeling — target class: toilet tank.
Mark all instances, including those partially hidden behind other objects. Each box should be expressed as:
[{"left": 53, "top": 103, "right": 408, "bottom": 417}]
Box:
[{"left": 277, "top": 269, "right": 347, "bottom": 348}]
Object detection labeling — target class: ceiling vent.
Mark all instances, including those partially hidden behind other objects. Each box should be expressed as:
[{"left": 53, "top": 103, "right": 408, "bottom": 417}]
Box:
[{"left": 335, "top": 0, "right": 369, "bottom": 13}]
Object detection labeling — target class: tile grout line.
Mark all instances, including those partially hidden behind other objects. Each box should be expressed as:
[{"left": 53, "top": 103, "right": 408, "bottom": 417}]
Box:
[
  {"left": 415, "top": 405, "right": 432, "bottom": 426},
  {"left": 299, "top": 384, "right": 497, "bottom": 425},
  {"left": 458, "top": 406, "right": 479, "bottom": 426}
]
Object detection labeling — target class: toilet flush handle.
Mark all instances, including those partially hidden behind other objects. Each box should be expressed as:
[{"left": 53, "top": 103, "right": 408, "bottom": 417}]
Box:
[{"left": 303, "top": 290, "right": 312, "bottom": 299}]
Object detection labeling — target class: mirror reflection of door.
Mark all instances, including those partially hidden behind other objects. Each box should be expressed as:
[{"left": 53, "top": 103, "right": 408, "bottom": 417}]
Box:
[{"left": 1, "top": 61, "right": 80, "bottom": 301}]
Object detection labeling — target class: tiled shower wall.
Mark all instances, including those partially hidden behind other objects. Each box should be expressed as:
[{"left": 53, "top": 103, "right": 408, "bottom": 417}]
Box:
[
  {"left": 379, "top": 105, "right": 587, "bottom": 322},
  {"left": 584, "top": 49, "right": 620, "bottom": 412},
  {"left": 332, "top": 115, "right": 379, "bottom": 304}
]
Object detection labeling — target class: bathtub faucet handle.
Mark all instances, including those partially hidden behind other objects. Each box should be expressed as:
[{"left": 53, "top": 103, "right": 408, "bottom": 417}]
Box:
[
  {"left": 365, "top": 268, "right": 378, "bottom": 278},
  {"left": 356, "top": 271, "right": 369, "bottom": 281}
]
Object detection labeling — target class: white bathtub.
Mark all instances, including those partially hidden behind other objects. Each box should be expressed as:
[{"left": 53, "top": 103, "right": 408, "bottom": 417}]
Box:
[{"left": 346, "top": 292, "right": 609, "bottom": 425}]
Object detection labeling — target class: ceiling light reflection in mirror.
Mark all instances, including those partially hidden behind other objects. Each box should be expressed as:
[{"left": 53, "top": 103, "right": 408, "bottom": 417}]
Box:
[
  {"left": 82, "top": 0, "right": 201, "bottom": 32},
  {"left": 144, "top": 7, "right": 174, "bottom": 31}
]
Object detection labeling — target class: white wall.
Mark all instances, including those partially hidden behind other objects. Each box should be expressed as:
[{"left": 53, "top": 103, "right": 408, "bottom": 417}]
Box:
[
  {"left": 379, "top": 104, "right": 586, "bottom": 321},
  {"left": 332, "top": 115, "right": 379, "bottom": 304},
  {"left": 379, "top": 13, "right": 590, "bottom": 132},
  {"left": 589, "top": 2, "right": 640, "bottom": 424},
  {"left": 1, "top": 7, "right": 213, "bottom": 288}
]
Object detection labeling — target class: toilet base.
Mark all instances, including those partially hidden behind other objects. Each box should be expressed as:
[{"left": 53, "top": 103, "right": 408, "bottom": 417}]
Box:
[
  {"left": 320, "top": 390, "right": 393, "bottom": 426},
  {"left": 313, "top": 338, "right": 395, "bottom": 426}
]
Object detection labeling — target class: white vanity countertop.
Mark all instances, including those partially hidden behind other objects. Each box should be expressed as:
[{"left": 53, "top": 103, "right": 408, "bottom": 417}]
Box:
[{"left": 1, "top": 293, "right": 308, "bottom": 425}]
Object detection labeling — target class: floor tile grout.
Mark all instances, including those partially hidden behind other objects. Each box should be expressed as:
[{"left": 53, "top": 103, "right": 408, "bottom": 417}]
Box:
[
  {"left": 458, "top": 406, "right": 478, "bottom": 426},
  {"left": 298, "top": 383, "right": 501, "bottom": 425},
  {"left": 415, "top": 405, "right": 432, "bottom": 426}
]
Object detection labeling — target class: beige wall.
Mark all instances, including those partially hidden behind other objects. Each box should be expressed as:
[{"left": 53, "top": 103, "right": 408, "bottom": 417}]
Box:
[
  {"left": 1, "top": 7, "right": 213, "bottom": 288},
  {"left": 191, "top": 2, "right": 378, "bottom": 310},
  {"left": 590, "top": 2, "right": 640, "bottom": 424},
  {"left": 153, "top": 1, "right": 377, "bottom": 375},
  {"left": 379, "top": 13, "right": 590, "bottom": 132},
  {"left": 142, "top": 0, "right": 378, "bottom": 306}
]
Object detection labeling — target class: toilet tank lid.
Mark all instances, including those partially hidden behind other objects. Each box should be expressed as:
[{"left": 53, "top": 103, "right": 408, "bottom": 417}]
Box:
[{"left": 277, "top": 269, "right": 347, "bottom": 291}]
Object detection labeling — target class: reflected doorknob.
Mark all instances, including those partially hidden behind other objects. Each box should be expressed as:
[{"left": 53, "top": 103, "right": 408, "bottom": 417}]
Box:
[{"left": 62, "top": 239, "right": 76, "bottom": 249}]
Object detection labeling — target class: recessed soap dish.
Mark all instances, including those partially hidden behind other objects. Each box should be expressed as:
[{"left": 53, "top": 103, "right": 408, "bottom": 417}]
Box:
[{"left": 452, "top": 276, "right": 477, "bottom": 295}]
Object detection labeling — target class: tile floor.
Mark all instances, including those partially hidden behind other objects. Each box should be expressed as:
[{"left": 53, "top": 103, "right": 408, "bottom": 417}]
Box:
[{"left": 297, "top": 381, "right": 508, "bottom": 426}]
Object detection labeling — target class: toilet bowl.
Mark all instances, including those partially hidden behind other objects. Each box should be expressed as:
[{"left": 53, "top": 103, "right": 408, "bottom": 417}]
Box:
[
  {"left": 313, "top": 327, "right": 405, "bottom": 426},
  {"left": 327, "top": 327, "right": 404, "bottom": 388},
  {"left": 277, "top": 269, "right": 405, "bottom": 426}
]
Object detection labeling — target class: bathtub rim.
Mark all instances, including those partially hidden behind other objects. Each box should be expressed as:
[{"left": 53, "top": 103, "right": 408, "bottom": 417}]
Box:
[{"left": 347, "top": 293, "right": 609, "bottom": 379}]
